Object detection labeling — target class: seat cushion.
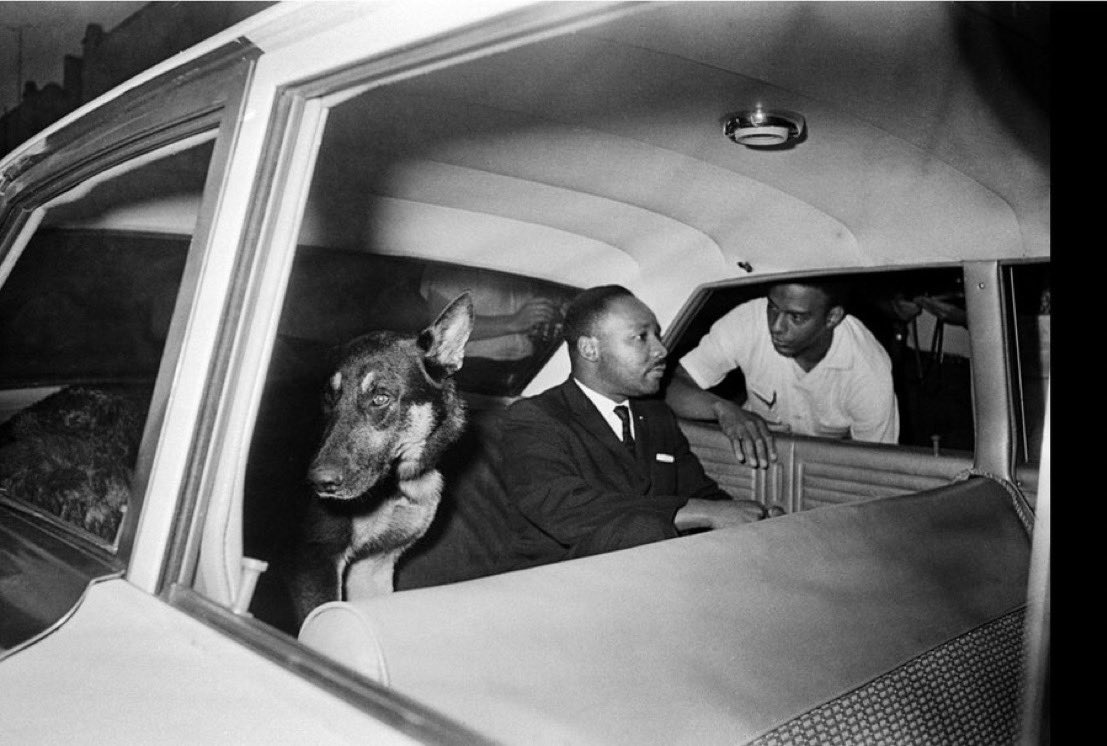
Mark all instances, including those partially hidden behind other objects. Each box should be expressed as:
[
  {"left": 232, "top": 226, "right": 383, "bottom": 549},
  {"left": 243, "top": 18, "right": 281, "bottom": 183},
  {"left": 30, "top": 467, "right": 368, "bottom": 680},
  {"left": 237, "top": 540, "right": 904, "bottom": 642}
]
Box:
[{"left": 301, "top": 477, "right": 1031, "bottom": 745}]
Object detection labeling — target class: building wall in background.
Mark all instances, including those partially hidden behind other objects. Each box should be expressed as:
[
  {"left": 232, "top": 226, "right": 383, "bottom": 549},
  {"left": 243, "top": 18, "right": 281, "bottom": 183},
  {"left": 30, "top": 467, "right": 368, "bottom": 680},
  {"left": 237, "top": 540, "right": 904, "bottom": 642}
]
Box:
[{"left": 1, "top": 2, "right": 271, "bottom": 158}]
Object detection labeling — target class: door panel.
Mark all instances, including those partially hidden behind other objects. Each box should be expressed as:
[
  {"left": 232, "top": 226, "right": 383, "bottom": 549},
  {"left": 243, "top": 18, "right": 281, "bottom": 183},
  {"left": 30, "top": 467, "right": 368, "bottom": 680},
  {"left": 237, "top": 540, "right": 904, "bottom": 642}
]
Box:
[
  {"left": 681, "top": 422, "right": 770, "bottom": 503},
  {"left": 787, "top": 437, "right": 973, "bottom": 511},
  {"left": 680, "top": 420, "right": 973, "bottom": 512}
]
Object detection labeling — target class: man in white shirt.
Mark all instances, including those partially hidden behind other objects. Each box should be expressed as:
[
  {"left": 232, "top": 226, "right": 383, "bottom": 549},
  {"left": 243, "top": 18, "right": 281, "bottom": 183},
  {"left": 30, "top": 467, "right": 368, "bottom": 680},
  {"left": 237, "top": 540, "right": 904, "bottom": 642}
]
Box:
[{"left": 666, "top": 281, "right": 899, "bottom": 469}]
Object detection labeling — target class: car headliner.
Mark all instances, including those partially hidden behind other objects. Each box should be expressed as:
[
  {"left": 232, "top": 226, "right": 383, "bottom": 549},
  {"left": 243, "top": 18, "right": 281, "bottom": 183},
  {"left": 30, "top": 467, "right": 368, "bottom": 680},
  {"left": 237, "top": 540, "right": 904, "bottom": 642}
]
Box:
[
  {"left": 303, "top": 2, "right": 1048, "bottom": 294},
  {"left": 3, "top": 3, "right": 1049, "bottom": 304}
]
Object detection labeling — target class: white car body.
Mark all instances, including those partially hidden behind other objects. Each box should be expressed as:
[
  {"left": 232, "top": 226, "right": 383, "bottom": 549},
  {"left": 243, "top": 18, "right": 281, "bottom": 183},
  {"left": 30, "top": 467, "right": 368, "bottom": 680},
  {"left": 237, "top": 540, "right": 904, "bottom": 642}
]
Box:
[{"left": 0, "top": 2, "right": 1049, "bottom": 743}]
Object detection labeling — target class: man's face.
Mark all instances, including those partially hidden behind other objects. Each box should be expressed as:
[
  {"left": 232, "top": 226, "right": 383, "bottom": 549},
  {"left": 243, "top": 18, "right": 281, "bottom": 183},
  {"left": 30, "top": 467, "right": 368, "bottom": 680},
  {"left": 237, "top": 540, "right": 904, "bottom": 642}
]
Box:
[
  {"left": 766, "top": 284, "right": 840, "bottom": 360},
  {"left": 591, "top": 296, "right": 668, "bottom": 398}
]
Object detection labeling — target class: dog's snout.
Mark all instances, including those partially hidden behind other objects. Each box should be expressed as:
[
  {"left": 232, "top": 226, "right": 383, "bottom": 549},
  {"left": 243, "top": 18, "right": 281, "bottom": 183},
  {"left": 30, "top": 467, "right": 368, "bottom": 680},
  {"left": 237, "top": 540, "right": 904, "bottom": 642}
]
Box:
[{"left": 309, "top": 463, "right": 345, "bottom": 495}]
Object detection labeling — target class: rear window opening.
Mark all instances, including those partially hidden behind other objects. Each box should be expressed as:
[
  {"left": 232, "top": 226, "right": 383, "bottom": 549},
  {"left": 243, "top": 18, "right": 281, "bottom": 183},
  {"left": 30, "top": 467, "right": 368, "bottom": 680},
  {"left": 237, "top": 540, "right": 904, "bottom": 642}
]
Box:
[{"left": 667, "top": 267, "right": 975, "bottom": 453}]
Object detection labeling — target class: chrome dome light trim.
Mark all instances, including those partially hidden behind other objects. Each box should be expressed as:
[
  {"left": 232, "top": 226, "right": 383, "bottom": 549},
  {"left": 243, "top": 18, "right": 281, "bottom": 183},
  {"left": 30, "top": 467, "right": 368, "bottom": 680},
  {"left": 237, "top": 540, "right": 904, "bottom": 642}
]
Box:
[{"left": 723, "top": 109, "right": 806, "bottom": 147}]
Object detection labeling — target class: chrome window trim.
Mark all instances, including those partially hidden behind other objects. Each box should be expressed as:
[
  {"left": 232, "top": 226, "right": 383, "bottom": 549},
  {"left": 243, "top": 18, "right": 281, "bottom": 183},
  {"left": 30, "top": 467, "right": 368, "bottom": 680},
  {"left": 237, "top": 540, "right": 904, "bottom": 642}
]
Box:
[
  {"left": 166, "top": 584, "right": 496, "bottom": 745},
  {"left": 0, "top": 40, "right": 258, "bottom": 210},
  {"left": 0, "top": 570, "right": 123, "bottom": 661},
  {"left": 1019, "top": 384, "right": 1050, "bottom": 743},
  {"left": 963, "top": 260, "right": 1015, "bottom": 481}
]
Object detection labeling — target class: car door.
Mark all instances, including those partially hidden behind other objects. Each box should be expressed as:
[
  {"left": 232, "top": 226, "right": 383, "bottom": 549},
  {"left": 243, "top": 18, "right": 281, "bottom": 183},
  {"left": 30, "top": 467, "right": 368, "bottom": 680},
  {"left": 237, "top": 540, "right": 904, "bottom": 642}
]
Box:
[{"left": 0, "top": 42, "right": 258, "bottom": 650}]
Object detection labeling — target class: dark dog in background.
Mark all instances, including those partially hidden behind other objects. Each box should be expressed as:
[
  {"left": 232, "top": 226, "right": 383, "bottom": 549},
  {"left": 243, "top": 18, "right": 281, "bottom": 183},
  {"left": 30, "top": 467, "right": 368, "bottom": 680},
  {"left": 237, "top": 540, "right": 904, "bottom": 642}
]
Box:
[
  {"left": 0, "top": 385, "right": 150, "bottom": 543},
  {"left": 289, "top": 293, "right": 474, "bottom": 623}
]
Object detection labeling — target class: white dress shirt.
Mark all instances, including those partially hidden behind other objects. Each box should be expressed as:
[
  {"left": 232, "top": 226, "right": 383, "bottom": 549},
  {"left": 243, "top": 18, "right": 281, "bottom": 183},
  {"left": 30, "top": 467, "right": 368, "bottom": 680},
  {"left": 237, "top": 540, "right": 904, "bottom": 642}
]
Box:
[{"left": 573, "top": 378, "right": 636, "bottom": 442}]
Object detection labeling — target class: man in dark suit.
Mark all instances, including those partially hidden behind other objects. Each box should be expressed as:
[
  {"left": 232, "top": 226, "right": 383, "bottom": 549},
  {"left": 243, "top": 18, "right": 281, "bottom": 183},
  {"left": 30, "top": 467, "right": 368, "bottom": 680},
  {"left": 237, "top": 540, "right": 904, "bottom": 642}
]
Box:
[{"left": 500, "top": 285, "right": 767, "bottom": 569}]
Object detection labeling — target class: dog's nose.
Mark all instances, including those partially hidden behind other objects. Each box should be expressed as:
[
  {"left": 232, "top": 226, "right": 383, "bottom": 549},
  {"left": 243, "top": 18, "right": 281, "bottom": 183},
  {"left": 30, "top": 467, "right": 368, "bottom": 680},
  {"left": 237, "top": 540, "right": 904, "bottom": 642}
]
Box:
[{"left": 309, "top": 464, "right": 344, "bottom": 494}]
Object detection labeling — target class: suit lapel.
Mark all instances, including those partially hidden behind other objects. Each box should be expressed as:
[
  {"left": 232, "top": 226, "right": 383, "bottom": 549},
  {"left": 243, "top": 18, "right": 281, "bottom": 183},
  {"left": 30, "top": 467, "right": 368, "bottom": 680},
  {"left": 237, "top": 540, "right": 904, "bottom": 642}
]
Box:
[{"left": 560, "top": 380, "right": 647, "bottom": 475}]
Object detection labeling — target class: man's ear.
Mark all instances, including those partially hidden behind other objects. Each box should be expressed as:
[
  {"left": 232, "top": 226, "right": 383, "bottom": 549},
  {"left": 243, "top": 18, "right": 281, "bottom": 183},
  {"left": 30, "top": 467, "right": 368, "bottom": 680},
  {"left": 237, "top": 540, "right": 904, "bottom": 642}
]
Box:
[
  {"left": 577, "top": 335, "right": 600, "bottom": 362},
  {"left": 419, "top": 291, "right": 474, "bottom": 381},
  {"left": 825, "top": 305, "right": 845, "bottom": 329}
]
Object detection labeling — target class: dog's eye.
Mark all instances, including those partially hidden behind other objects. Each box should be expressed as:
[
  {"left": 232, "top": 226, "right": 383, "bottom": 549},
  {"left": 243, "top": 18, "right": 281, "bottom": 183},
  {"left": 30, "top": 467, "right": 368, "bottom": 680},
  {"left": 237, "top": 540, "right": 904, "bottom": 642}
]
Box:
[{"left": 369, "top": 392, "right": 392, "bottom": 408}]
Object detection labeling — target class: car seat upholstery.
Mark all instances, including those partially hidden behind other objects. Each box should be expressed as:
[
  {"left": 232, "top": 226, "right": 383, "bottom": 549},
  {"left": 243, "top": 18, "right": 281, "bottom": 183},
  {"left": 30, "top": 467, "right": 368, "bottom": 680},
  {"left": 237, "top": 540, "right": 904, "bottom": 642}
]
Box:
[
  {"left": 394, "top": 404, "right": 517, "bottom": 589},
  {"left": 299, "top": 476, "right": 1031, "bottom": 745}
]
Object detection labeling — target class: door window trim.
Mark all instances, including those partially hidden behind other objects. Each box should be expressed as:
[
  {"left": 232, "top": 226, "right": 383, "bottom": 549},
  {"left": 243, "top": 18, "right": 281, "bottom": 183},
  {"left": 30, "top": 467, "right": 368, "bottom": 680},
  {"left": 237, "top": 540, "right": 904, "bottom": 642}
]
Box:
[
  {"left": 156, "top": 5, "right": 643, "bottom": 740},
  {"left": 163, "top": 0, "right": 636, "bottom": 602}
]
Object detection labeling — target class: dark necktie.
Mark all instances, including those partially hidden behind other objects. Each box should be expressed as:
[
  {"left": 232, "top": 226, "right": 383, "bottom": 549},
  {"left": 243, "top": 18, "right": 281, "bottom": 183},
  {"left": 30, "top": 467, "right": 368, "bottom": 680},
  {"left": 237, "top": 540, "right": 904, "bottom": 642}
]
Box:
[{"left": 613, "top": 405, "right": 635, "bottom": 454}]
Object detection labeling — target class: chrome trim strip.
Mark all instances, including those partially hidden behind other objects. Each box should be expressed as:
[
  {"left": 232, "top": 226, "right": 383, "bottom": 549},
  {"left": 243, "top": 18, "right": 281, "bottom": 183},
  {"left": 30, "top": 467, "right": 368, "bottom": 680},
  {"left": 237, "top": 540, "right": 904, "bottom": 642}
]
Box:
[
  {"left": 963, "top": 261, "right": 1014, "bottom": 480},
  {"left": 166, "top": 584, "right": 498, "bottom": 745}
]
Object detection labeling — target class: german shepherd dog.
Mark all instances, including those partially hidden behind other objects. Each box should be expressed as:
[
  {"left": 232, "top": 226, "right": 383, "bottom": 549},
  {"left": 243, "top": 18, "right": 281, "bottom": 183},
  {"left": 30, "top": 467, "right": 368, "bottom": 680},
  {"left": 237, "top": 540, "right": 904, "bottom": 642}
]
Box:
[{"left": 289, "top": 293, "right": 473, "bottom": 622}]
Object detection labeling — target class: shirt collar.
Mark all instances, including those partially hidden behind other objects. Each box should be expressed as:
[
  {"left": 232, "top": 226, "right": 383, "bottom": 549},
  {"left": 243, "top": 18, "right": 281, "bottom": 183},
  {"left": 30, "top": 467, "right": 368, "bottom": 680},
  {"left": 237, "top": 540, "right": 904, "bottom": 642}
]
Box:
[
  {"left": 573, "top": 378, "right": 632, "bottom": 438},
  {"left": 573, "top": 378, "right": 628, "bottom": 408}
]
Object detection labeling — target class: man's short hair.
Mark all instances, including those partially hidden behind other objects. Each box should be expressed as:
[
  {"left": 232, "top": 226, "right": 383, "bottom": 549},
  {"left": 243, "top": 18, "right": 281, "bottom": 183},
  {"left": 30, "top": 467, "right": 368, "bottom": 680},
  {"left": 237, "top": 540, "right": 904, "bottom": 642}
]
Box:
[
  {"left": 562, "top": 285, "right": 635, "bottom": 349},
  {"left": 771, "top": 279, "right": 851, "bottom": 310}
]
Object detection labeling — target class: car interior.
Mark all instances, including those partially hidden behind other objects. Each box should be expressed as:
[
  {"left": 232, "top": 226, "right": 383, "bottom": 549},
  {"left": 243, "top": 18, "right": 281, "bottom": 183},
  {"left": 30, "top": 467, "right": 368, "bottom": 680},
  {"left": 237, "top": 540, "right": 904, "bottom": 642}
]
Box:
[
  {"left": 0, "top": 2, "right": 1048, "bottom": 741},
  {"left": 0, "top": 165, "right": 1049, "bottom": 633},
  {"left": 0, "top": 154, "right": 1048, "bottom": 635}
]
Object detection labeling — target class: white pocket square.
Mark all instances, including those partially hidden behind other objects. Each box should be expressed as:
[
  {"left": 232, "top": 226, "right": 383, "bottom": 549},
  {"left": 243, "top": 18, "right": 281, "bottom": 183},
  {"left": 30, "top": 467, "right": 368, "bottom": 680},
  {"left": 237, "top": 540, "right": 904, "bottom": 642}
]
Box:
[{"left": 655, "top": 453, "right": 674, "bottom": 463}]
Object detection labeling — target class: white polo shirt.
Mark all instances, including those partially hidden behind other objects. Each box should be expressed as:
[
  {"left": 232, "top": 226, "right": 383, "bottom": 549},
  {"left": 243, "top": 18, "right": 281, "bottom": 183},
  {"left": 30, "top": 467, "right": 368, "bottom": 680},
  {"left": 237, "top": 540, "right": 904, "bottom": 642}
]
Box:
[{"left": 679, "top": 297, "right": 899, "bottom": 443}]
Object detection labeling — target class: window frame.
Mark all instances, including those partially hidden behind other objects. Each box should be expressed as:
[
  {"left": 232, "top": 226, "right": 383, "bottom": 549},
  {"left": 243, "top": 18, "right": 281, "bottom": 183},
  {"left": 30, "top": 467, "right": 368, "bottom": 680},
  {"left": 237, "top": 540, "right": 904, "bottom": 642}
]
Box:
[
  {"left": 666, "top": 260, "right": 1022, "bottom": 483},
  {"left": 664, "top": 265, "right": 973, "bottom": 450},
  {"left": 1001, "top": 258, "right": 1051, "bottom": 481},
  {"left": 154, "top": 4, "right": 637, "bottom": 738},
  {"left": 0, "top": 41, "right": 261, "bottom": 575},
  {"left": 163, "top": 0, "right": 635, "bottom": 599}
]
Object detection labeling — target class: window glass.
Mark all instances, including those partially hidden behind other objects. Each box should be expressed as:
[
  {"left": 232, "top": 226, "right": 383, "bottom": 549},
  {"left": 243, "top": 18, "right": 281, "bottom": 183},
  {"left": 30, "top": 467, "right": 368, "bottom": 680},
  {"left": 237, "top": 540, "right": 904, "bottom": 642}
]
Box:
[
  {"left": 1005, "top": 262, "right": 1050, "bottom": 465},
  {"left": 241, "top": 84, "right": 578, "bottom": 630},
  {"left": 668, "top": 268, "right": 973, "bottom": 451},
  {"left": 0, "top": 140, "right": 214, "bottom": 549}
]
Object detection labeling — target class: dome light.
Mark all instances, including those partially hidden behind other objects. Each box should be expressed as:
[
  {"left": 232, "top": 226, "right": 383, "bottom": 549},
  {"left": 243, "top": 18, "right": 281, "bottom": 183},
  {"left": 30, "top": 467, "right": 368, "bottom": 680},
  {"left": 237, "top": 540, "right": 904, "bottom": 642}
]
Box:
[{"left": 723, "top": 108, "right": 805, "bottom": 148}]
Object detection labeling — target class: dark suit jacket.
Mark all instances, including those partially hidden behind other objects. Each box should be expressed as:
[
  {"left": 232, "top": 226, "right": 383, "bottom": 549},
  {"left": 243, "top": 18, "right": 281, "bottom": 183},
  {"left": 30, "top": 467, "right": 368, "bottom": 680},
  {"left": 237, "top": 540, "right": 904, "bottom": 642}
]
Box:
[{"left": 500, "top": 378, "right": 730, "bottom": 567}]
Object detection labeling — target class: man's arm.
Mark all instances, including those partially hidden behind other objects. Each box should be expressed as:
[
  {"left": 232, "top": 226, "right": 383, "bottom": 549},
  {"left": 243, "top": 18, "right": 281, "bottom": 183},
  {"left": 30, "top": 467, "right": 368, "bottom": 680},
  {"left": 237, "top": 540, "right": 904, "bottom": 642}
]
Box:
[
  {"left": 666, "top": 365, "right": 778, "bottom": 469},
  {"left": 674, "top": 497, "right": 766, "bottom": 530},
  {"left": 660, "top": 401, "right": 768, "bottom": 528},
  {"left": 426, "top": 287, "right": 561, "bottom": 342}
]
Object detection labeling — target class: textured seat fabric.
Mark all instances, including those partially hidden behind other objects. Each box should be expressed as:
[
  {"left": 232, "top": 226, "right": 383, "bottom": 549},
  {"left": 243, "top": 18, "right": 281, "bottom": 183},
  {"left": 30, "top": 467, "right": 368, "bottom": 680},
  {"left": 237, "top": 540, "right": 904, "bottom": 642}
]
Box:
[
  {"left": 748, "top": 607, "right": 1027, "bottom": 745},
  {"left": 300, "top": 477, "right": 1031, "bottom": 745}
]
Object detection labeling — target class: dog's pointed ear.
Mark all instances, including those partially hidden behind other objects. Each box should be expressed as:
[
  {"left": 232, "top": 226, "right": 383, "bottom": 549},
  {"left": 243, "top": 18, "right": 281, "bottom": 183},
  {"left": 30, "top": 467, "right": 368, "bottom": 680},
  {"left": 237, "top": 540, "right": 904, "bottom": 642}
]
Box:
[{"left": 418, "top": 292, "right": 474, "bottom": 380}]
